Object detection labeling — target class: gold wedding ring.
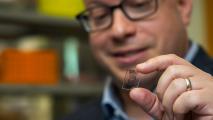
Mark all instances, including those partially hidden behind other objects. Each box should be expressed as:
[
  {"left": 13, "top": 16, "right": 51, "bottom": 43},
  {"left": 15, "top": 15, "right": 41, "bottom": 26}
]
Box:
[{"left": 185, "top": 78, "right": 192, "bottom": 91}]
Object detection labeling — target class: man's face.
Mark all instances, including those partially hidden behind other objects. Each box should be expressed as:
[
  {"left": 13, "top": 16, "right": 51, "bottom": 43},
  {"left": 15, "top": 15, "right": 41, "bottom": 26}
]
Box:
[{"left": 84, "top": 0, "right": 192, "bottom": 86}]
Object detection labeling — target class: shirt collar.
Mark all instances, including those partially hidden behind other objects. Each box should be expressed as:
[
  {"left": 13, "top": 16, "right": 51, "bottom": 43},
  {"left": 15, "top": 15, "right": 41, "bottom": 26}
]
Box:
[
  {"left": 102, "top": 76, "right": 128, "bottom": 120},
  {"left": 184, "top": 41, "right": 198, "bottom": 62}
]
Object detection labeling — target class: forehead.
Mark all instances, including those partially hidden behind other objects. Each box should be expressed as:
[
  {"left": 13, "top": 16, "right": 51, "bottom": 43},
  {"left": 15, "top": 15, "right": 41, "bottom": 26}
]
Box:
[{"left": 84, "top": 0, "right": 121, "bottom": 7}]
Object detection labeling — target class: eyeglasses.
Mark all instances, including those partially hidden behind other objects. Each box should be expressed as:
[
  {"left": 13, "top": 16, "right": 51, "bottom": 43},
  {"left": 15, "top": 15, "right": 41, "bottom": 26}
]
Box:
[{"left": 76, "top": 0, "right": 158, "bottom": 32}]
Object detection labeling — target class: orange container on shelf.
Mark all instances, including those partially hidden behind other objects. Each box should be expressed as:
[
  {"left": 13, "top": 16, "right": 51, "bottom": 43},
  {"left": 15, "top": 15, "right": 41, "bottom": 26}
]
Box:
[{"left": 0, "top": 49, "right": 59, "bottom": 85}]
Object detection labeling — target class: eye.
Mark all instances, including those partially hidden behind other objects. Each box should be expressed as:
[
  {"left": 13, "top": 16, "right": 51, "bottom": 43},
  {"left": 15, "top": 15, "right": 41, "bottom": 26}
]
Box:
[
  {"left": 88, "top": 7, "right": 110, "bottom": 26},
  {"left": 125, "top": 0, "right": 152, "bottom": 12},
  {"left": 92, "top": 13, "right": 109, "bottom": 26},
  {"left": 93, "top": 12, "right": 108, "bottom": 21},
  {"left": 89, "top": 7, "right": 109, "bottom": 19}
]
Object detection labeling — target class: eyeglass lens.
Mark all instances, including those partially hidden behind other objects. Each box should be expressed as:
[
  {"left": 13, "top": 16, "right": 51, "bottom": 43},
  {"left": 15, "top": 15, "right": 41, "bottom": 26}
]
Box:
[{"left": 79, "top": 0, "right": 157, "bottom": 32}]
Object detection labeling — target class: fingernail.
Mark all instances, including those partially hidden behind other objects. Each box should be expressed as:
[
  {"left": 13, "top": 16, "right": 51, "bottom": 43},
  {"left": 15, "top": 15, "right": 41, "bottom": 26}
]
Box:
[
  {"left": 130, "top": 88, "right": 137, "bottom": 98},
  {"left": 129, "top": 88, "right": 139, "bottom": 99}
]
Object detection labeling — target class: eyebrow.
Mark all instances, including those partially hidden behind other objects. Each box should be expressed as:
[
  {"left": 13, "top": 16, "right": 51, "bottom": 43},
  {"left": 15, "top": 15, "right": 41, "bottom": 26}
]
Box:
[
  {"left": 86, "top": 0, "right": 118, "bottom": 8},
  {"left": 85, "top": 1, "right": 101, "bottom": 8}
]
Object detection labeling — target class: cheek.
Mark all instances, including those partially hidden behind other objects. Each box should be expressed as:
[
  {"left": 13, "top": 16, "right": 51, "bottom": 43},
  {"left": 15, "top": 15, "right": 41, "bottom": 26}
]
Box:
[
  {"left": 89, "top": 33, "right": 110, "bottom": 62},
  {"left": 143, "top": 12, "right": 186, "bottom": 55},
  {"left": 89, "top": 32, "right": 108, "bottom": 48}
]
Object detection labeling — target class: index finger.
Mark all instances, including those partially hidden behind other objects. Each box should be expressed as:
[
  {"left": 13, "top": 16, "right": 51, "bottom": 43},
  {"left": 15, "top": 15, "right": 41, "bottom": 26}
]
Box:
[{"left": 136, "top": 54, "right": 193, "bottom": 74}]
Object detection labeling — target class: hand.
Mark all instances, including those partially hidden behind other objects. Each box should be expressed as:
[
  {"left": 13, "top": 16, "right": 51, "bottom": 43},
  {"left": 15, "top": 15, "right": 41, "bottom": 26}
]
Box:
[{"left": 129, "top": 54, "right": 213, "bottom": 120}]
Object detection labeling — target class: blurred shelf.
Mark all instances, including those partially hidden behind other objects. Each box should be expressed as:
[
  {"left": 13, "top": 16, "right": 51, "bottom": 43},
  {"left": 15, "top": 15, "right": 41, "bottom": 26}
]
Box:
[
  {"left": 0, "top": 84, "right": 103, "bottom": 96},
  {"left": 0, "top": 11, "right": 87, "bottom": 37}
]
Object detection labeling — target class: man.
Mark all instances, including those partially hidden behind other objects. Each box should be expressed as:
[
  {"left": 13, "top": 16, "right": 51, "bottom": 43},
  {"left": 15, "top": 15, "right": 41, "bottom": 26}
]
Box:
[{"left": 65, "top": 0, "right": 213, "bottom": 119}]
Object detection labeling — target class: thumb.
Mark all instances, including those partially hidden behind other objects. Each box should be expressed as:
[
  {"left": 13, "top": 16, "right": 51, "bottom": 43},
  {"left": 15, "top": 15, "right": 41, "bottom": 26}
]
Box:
[{"left": 130, "top": 88, "right": 164, "bottom": 120}]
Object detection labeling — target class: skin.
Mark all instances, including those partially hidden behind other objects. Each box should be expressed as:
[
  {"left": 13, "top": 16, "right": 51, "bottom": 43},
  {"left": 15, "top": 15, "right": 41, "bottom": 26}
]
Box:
[
  {"left": 85, "top": 0, "right": 189, "bottom": 89},
  {"left": 131, "top": 54, "right": 213, "bottom": 120},
  {"left": 83, "top": 0, "right": 213, "bottom": 119}
]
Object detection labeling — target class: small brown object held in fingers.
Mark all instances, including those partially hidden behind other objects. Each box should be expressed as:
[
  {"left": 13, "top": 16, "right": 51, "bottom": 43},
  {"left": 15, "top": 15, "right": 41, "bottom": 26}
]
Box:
[{"left": 122, "top": 69, "right": 140, "bottom": 90}]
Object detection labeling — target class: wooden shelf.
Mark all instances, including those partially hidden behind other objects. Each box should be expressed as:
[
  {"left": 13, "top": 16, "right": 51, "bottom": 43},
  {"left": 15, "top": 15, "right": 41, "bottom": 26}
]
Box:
[
  {"left": 0, "top": 84, "right": 103, "bottom": 96},
  {"left": 0, "top": 11, "right": 87, "bottom": 37}
]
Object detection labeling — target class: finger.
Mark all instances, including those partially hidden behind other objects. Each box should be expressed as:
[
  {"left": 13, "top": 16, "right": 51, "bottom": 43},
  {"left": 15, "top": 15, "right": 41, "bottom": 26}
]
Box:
[
  {"left": 129, "top": 88, "right": 164, "bottom": 120},
  {"left": 156, "top": 65, "right": 196, "bottom": 101},
  {"left": 162, "top": 76, "right": 206, "bottom": 120},
  {"left": 136, "top": 54, "right": 193, "bottom": 74},
  {"left": 161, "top": 78, "right": 186, "bottom": 119},
  {"left": 162, "top": 78, "right": 200, "bottom": 120},
  {"left": 157, "top": 65, "right": 210, "bottom": 102},
  {"left": 173, "top": 90, "right": 203, "bottom": 115}
]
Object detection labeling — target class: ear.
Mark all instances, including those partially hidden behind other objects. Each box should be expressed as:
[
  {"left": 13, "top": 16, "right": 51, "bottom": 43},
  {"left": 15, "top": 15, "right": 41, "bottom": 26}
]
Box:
[{"left": 177, "top": 0, "right": 193, "bottom": 26}]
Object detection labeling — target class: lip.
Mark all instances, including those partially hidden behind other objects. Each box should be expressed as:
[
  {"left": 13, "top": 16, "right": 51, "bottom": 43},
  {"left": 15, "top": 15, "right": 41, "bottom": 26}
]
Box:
[{"left": 110, "top": 47, "right": 149, "bottom": 67}]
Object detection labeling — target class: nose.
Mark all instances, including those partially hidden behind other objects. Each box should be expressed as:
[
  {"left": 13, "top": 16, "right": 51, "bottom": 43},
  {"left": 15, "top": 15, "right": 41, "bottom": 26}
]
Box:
[{"left": 110, "top": 9, "right": 136, "bottom": 42}]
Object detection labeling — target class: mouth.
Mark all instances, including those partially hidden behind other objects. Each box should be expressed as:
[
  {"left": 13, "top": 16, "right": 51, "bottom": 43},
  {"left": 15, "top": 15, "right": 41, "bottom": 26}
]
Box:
[{"left": 110, "top": 47, "right": 149, "bottom": 67}]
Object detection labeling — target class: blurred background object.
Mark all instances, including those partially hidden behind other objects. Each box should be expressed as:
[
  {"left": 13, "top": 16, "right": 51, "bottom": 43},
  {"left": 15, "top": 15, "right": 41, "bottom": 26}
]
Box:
[
  {"left": 0, "top": 95, "right": 52, "bottom": 120},
  {"left": 37, "top": 0, "right": 85, "bottom": 19},
  {"left": 0, "top": 36, "right": 59, "bottom": 85}
]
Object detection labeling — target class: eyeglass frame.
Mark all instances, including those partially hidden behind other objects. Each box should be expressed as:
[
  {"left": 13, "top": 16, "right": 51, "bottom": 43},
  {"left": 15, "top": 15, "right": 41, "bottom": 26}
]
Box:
[{"left": 76, "top": 0, "right": 159, "bottom": 32}]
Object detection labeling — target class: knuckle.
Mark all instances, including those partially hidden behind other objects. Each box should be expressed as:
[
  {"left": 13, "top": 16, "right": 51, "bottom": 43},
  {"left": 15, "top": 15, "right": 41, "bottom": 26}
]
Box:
[
  {"left": 168, "top": 54, "right": 178, "bottom": 59},
  {"left": 170, "top": 79, "right": 183, "bottom": 91},
  {"left": 166, "top": 65, "right": 177, "bottom": 74},
  {"left": 167, "top": 54, "right": 179, "bottom": 62},
  {"left": 168, "top": 54, "right": 177, "bottom": 58}
]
